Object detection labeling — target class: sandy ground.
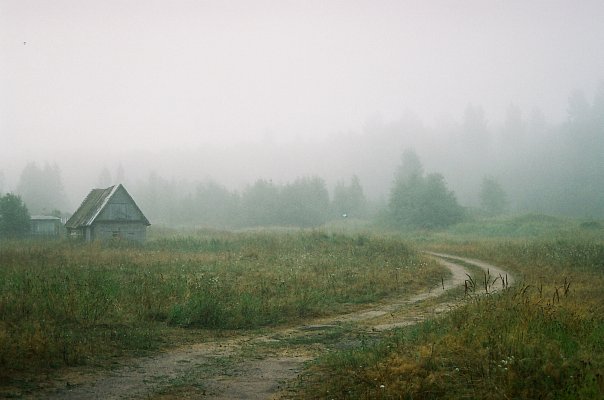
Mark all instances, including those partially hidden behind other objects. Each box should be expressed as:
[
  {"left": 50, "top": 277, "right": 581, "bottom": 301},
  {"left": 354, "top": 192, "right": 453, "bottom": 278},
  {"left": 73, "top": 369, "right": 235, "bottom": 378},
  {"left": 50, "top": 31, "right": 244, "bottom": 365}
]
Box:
[{"left": 28, "top": 253, "right": 512, "bottom": 400}]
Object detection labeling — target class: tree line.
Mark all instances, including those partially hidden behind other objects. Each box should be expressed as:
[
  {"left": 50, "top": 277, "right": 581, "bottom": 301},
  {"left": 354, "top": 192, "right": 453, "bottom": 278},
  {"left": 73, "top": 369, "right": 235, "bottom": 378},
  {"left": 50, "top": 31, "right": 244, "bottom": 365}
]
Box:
[
  {"left": 129, "top": 150, "right": 504, "bottom": 230},
  {"left": 3, "top": 151, "right": 497, "bottom": 237},
  {"left": 131, "top": 174, "right": 369, "bottom": 229},
  {"left": 3, "top": 83, "right": 601, "bottom": 234}
]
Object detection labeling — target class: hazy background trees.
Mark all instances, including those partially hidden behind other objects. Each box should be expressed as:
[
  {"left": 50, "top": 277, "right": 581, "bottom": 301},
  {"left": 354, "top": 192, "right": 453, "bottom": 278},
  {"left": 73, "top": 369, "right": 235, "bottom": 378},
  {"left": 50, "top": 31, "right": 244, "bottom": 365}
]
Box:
[
  {"left": 16, "top": 162, "right": 69, "bottom": 216},
  {"left": 3, "top": 85, "right": 602, "bottom": 228},
  {"left": 185, "top": 180, "right": 241, "bottom": 228},
  {"left": 279, "top": 176, "right": 330, "bottom": 227},
  {"left": 131, "top": 175, "right": 335, "bottom": 229},
  {"left": 497, "top": 84, "right": 604, "bottom": 218},
  {"left": 479, "top": 177, "right": 507, "bottom": 217},
  {"left": 332, "top": 175, "right": 367, "bottom": 219},
  {"left": 241, "top": 179, "right": 280, "bottom": 227}
]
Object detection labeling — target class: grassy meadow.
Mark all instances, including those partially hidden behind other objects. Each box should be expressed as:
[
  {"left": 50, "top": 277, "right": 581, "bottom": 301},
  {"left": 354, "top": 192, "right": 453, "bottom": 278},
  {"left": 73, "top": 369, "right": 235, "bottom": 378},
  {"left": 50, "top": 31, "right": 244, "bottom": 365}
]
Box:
[
  {"left": 2, "top": 215, "right": 603, "bottom": 399},
  {"left": 297, "top": 215, "right": 604, "bottom": 399},
  {"left": 0, "top": 230, "right": 443, "bottom": 379}
]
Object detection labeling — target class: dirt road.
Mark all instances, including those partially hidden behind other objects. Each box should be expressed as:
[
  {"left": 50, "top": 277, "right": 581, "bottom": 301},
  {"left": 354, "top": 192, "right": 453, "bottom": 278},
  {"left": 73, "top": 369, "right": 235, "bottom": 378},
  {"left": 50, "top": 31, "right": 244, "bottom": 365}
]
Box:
[{"left": 36, "top": 253, "right": 512, "bottom": 399}]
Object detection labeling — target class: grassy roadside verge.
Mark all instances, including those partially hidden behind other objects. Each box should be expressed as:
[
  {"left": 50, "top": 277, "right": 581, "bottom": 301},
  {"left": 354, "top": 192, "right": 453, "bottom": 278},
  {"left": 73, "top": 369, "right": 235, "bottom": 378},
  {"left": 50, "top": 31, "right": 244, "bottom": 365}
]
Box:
[
  {"left": 0, "top": 231, "right": 443, "bottom": 388},
  {"left": 295, "top": 230, "right": 604, "bottom": 399}
]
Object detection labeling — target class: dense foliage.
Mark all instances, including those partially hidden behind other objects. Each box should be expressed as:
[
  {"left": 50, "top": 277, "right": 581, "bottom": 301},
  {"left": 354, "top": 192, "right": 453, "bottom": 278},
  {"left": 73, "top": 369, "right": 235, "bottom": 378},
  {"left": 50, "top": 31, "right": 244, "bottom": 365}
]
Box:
[
  {"left": 388, "top": 150, "right": 464, "bottom": 229},
  {"left": 0, "top": 193, "right": 30, "bottom": 238}
]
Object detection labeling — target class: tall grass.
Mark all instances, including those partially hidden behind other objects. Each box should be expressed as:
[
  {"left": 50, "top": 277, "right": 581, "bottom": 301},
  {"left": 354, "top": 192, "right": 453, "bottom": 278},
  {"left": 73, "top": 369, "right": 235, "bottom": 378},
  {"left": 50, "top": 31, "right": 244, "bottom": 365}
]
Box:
[
  {"left": 298, "top": 231, "right": 604, "bottom": 399},
  {"left": 0, "top": 231, "right": 441, "bottom": 376}
]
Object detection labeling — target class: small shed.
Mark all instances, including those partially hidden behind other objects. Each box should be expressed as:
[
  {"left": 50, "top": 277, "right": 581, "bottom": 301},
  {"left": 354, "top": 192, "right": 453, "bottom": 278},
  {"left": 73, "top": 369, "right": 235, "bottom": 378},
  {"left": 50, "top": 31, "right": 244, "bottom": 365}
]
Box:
[
  {"left": 30, "top": 215, "right": 62, "bottom": 237},
  {"left": 65, "top": 184, "right": 150, "bottom": 243}
]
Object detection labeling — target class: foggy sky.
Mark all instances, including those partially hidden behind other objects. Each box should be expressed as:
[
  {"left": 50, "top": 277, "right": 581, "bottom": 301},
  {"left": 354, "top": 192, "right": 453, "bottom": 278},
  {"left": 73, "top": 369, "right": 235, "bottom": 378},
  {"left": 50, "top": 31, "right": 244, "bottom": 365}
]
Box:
[{"left": 2, "top": 0, "right": 604, "bottom": 201}]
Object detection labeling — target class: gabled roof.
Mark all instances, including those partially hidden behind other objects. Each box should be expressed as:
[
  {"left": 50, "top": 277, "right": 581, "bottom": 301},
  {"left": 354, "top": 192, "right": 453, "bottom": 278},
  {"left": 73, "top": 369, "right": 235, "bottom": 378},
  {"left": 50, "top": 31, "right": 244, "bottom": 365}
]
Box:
[{"left": 65, "top": 184, "right": 150, "bottom": 229}]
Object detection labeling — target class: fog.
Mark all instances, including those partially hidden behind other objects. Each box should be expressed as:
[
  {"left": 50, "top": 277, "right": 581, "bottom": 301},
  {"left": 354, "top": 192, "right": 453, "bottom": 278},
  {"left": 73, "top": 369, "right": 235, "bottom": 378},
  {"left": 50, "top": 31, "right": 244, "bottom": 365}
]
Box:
[{"left": 1, "top": 1, "right": 603, "bottom": 224}]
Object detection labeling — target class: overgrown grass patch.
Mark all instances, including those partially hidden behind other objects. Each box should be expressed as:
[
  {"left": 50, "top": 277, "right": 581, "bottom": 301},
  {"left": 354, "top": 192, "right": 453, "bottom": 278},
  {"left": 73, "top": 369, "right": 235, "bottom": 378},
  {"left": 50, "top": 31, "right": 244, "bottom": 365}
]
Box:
[
  {"left": 0, "top": 231, "right": 439, "bottom": 379},
  {"left": 297, "top": 233, "right": 604, "bottom": 399}
]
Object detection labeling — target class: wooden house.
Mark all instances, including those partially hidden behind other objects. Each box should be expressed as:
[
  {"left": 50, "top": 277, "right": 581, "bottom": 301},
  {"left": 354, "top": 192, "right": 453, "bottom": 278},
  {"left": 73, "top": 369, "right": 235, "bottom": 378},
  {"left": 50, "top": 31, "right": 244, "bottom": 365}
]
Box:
[{"left": 65, "top": 184, "right": 150, "bottom": 242}]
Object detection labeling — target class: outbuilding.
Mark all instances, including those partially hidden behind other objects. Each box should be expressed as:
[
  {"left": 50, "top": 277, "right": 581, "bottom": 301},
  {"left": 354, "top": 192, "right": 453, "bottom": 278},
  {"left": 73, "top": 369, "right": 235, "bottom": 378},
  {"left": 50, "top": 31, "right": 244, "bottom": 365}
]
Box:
[
  {"left": 30, "top": 215, "right": 62, "bottom": 237},
  {"left": 65, "top": 184, "right": 150, "bottom": 242}
]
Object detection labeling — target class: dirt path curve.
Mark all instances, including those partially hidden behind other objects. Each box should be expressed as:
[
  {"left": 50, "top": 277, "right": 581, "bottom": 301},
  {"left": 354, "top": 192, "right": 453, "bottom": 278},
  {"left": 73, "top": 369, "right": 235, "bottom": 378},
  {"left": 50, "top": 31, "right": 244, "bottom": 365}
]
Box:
[
  {"left": 39, "top": 253, "right": 513, "bottom": 400},
  {"left": 426, "top": 252, "right": 515, "bottom": 292}
]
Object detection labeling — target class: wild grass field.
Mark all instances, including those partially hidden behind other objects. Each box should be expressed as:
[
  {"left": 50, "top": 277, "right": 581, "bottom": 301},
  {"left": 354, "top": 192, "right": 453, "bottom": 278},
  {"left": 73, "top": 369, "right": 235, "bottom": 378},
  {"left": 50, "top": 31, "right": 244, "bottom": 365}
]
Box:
[
  {"left": 1, "top": 216, "right": 602, "bottom": 399},
  {"left": 0, "top": 230, "right": 443, "bottom": 383},
  {"left": 296, "top": 216, "right": 604, "bottom": 399}
]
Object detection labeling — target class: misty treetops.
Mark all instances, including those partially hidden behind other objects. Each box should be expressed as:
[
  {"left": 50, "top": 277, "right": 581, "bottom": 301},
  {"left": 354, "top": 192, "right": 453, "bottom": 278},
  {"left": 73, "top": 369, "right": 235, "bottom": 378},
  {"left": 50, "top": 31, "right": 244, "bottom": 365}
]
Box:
[
  {"left": 388, "top": 149, "right": 465, "bottom": 229},
  {"left": 4, "top": 84, "right": 603, "bottom": 229},
  {"left": 5, "top": 147, "right": 469, "bottom": 231},
  {"left": 135, "top": 174, "right": 369, "bottom": 229},
  {"left": 136, "top": 149, "right": 467, "bottom": 230}
]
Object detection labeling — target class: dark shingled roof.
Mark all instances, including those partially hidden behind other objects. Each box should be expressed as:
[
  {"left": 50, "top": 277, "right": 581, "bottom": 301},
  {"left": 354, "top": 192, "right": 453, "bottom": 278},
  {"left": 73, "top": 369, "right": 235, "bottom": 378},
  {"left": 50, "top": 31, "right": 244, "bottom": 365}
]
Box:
[
  {"left": 65, "top": 184, "right": 149, "bottom": 229},
  {"left": 65, "top": 186, "right": 114, "bottom": 229}
]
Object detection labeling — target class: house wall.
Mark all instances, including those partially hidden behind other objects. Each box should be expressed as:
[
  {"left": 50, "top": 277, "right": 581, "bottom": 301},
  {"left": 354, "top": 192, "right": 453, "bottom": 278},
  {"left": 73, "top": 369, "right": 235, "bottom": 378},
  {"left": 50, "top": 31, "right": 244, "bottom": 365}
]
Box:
[{"left": 92, "top": 222, "right": 147, "bottom": 243}]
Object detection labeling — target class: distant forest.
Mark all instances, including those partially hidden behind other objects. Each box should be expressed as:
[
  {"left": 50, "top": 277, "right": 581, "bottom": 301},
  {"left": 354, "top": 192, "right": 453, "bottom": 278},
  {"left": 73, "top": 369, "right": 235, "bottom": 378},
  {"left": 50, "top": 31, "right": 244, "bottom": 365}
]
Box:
[{"left": 3, "top": 84, "right": 603, "bottom": 228}]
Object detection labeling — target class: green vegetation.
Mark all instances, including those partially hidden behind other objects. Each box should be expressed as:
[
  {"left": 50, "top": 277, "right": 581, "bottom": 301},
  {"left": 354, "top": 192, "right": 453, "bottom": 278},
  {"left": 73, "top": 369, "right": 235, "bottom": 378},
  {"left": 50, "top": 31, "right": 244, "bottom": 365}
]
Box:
[
  {"left": 296, "top": 219, "right": 604, "bottom": 399},
  {"left": 138, "top": 174, "right": 345, "bottom": 229},
  {"left": 0, "top": 193, "right": 30, "bottom": 238},
  {"left": 3, "top": 213, "right": 603, "bottom": 399},
  {"left": 445, "top": 213, "right": 582, "bottom": 238},
  {"left": 0, "top": 231, "right": 441, "bottom": 378},
  {"left": 387, "top": 149, "right": 465, "bottom": 230},
  {"left": 332, "top": 175, "right": 368, "bottom": 219}
]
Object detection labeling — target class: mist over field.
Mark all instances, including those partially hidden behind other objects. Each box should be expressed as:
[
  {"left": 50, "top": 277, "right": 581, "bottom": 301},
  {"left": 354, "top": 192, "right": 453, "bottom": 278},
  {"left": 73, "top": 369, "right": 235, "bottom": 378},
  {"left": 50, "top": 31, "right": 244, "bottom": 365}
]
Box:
[{"left": 1, "top": 1, "right": 603, "bottom": 225}]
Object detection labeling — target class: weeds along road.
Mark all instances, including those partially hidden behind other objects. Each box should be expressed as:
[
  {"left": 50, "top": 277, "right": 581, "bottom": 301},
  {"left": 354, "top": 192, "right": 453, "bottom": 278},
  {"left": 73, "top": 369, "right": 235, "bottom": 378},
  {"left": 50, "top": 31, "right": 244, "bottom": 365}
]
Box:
[{"left": 38, "top": 253, "right": 513, "bottom": 400}]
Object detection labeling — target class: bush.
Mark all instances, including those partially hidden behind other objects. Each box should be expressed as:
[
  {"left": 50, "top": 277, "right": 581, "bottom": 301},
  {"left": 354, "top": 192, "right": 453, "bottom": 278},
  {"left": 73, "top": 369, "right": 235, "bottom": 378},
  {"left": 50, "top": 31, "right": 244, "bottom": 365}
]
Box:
[
  {"left": 389, "top": 173, "right": 465, "bottom": 229},
  {"left": 0, "top": 193, "right": 30, "bottom": 238}
]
